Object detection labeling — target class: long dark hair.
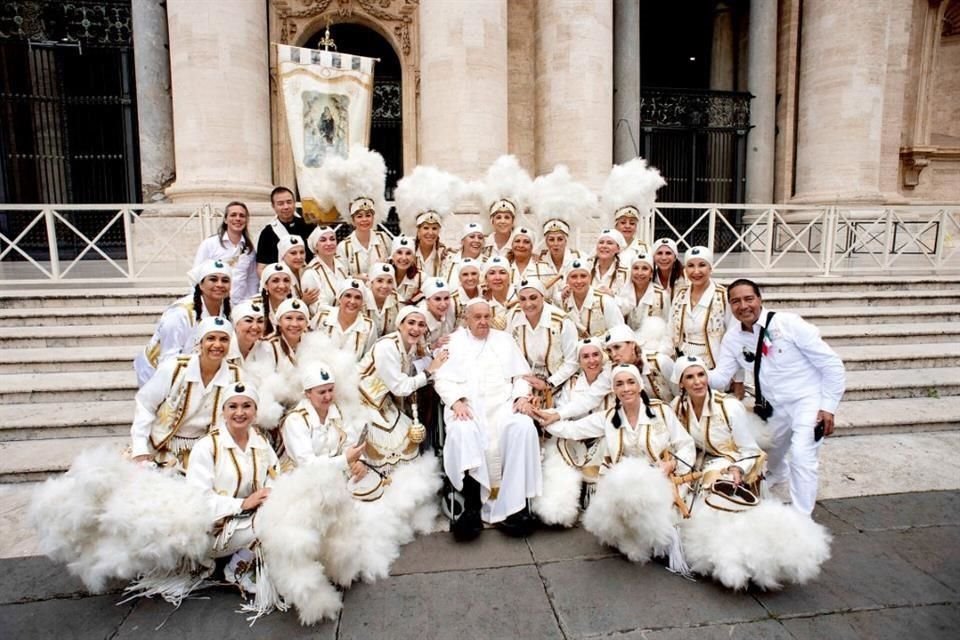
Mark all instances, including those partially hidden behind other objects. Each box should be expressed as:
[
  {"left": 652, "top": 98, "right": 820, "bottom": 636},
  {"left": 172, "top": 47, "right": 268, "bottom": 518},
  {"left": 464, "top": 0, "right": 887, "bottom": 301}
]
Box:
[
  {"left": 217, "top": 201, "right": 253, "bottom": 254},
  {"left": 591, "top": 254, "right": 621, "bottom": 288},
  {"left": 261, "top": 288, "right": 288, "bottom": 337},
  {"left": 658, "top": 256, "right": 684, "bottom": 290},
  {"left": 389, "top": 256, "right": 419, "bottom": 281},
  {"left": 192, "top": 283, "right": 231, "bottom": 323}
]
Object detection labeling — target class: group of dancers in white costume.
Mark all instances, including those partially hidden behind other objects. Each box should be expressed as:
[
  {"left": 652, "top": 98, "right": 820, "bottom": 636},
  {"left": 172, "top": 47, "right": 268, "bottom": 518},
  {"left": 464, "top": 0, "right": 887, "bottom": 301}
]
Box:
[{"left": 31, "top": 150, "right": 836, "bottom": 625}]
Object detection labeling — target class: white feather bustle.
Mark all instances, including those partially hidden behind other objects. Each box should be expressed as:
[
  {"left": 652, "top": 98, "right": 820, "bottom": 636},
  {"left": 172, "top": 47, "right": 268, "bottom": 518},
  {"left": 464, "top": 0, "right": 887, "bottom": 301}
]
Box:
[
  {"left": 480, "top": 155, "right": 534, "bottom": 233},
  {"left": 394, "top": 166, "right": 465, "bottom": 236},
  {"left": 740, "top": 408, "right": 774, "bottom": 452},
  {"left": 600, "top": 158, "right": 666, "bottom": 227},
  {"left": 582, "top": 458, "right": 678, "bottom": 563},
  {"left": 29, "top": 447, "right": 210, "bottom": 594},
  {"left": 531, "top": 444, "right": 583, "bottom": 527},
  {"left": 680, "top": 500, "right": 832, "bottom": 590},
  {"left": 244, "top": 357, "right": 301, "bottom": 430},
  {"left": 529, "top": 165, "right": 598, "bottom": 236},
  {"left": 637, "top": 316, "right": 672, "bottom": 356},
  {"left": 320, "top": 145, "right": 387, "bottom": 222},
  {"left": 296, "top": 332, "right": 364, "bottom": 425},
  {"left": 255, "top": 459, "right": 357, "bottom": 625}
]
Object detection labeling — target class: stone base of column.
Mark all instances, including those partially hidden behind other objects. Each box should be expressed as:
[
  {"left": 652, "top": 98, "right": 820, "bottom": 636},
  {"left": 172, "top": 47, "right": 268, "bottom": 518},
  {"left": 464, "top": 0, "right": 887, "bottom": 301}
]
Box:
[
  {"left": 165, "top": 181, "right": 274, "bottom": 204},
  {"left": 789, "top": 191, "right": 909, "bottom": 206}
]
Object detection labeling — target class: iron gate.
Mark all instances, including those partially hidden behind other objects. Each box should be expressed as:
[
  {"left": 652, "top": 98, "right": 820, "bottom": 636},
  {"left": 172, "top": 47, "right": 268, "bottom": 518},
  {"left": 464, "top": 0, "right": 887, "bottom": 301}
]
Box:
[
  {"left": 639, "top": 87, "right": 750, "bottom": 249},
  {"left": 0, "top": 0, "right": 139, "bottom": 260}
]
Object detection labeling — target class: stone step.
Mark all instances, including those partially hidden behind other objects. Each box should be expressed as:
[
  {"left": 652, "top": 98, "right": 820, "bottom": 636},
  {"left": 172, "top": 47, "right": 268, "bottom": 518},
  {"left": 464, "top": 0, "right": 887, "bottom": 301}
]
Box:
[
  {"left": 833, "top": 342, "right": 960, "bottom": 371},
  {"left": 820, "top": 322, "right": 960, "bottom": 346},
  {"left": 762, "top": 289, "right": 960, "bottom": 307},
  {"left": 0, "top": 436, "right": 128, "bottom": 483},
  {"left": 0, "top": 370, "right": 136, "bottom": 404},
  {"left": 0, "top": 400, "right": 131, "bottom": 441},
  {"left": 751, "top": 275, "right": 958, "bottom": 293},
  {"left": 0, "top": 286, "right": 183, "bottom": 309},
  {"left": 0, "top": 324, "right": 151, "bottom": 348},
  {"left": 0, "top": 305, "right": 163, "bottom": 327},
  {"left": 0, "top": 345, "right": 139, "bottom": 373},
  {"left": 792, "top": 305, "right": 959, "bottom": 326},
  {"left": 835, "top": 397, "right": 960, "bottom": 436},
  {"left": 843, "top": 368, "right": 960, "bottom": 401}
]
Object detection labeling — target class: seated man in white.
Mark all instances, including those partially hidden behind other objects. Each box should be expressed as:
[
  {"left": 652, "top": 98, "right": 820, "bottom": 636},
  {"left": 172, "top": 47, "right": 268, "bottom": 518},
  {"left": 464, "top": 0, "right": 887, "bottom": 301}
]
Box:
[{"left": 434, "top": 298, "right": 543, "bottom": 541}]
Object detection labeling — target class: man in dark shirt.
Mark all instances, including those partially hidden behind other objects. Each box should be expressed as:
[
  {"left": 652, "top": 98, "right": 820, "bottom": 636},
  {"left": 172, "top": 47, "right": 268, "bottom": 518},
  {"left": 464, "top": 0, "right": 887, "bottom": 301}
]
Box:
[{"left": 256, "top": 186, "right": 316, "bottom": 276}]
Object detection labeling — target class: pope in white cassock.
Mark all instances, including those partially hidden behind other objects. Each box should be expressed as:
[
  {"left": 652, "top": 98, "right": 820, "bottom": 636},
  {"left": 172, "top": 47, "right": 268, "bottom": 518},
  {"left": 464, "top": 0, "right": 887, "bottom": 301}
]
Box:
[{"left": 434, "top": 299, "right": 543, "bottom": 541}]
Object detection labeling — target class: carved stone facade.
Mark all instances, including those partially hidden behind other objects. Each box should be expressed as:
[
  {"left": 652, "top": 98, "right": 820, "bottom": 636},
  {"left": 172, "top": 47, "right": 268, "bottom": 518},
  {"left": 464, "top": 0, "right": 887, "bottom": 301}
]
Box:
[{"left": 136, "top": 0, "right": 959, "bottom": 206}]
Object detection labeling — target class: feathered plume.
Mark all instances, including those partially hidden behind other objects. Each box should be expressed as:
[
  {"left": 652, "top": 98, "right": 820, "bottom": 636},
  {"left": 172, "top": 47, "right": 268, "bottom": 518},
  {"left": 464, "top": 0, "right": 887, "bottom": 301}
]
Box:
[
  {"left": 320, "top": 145, "right": 387, "bottom": 222},
  {"left": 480, "top": 155, "right": 534, "bottom": 233},
  {"left": 600, "top": 157, "right": 666, "bottom": 227},
  {"left": 529, "top": 165, "right": 598, "bottom": 235},
  {"left": 394, "top": 165, "right": 465, "bottom": 236},
  {"left": 296, "top": 332, "right": 364, "bottom": 426}
]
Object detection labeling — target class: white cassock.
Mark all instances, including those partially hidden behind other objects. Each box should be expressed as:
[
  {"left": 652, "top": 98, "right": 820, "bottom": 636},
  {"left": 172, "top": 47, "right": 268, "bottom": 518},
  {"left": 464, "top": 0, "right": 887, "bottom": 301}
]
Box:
[{"left": 434, "top": 327, "right": 543, "bottom": 523}]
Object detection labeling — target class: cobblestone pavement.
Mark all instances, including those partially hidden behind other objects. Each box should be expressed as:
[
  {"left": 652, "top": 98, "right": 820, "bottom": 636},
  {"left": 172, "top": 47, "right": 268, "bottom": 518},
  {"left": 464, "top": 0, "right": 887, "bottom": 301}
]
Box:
[{"left": 1, "top": 490, "right": 957, "bottom": 640}]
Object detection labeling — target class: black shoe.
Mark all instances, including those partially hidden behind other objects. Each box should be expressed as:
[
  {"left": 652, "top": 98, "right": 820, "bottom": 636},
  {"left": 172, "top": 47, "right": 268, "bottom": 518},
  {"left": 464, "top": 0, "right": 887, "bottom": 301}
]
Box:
[
  {"left": 452, "top": 508, "right": 483, "bottom": 542},
  {"left": 497, "top": 508, "right": 538, "bottom": 538}
]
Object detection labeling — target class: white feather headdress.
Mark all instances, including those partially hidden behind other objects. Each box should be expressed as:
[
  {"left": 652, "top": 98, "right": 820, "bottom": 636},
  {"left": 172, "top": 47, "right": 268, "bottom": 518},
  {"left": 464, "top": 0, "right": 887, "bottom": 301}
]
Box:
[
  {"left": 321, "top": 145, "right": 387, "bottom": 222},
  {"left": 480, "top": 155, "right": 533, "bottom": 232},
  {"left": 394, "top": 165, "right": 465, "bottom": 236},
  {"left": 296, "top": 332, "right": 363, "bottom": 421},
  {"left": 600, "top": 157, "right": 666, "bottom": 226},
  {"left": 529, "top": 165, "right": 598, "bottom": 235}
]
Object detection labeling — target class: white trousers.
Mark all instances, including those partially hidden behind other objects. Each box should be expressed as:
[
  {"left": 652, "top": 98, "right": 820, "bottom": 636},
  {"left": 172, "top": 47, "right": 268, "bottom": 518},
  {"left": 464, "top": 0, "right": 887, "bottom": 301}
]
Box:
[
  {"left": 765, "top": 395, "right": 822, "bottom": 515},
  {"left": 443, "top": 410, "right": 542, "bottom": 524}
]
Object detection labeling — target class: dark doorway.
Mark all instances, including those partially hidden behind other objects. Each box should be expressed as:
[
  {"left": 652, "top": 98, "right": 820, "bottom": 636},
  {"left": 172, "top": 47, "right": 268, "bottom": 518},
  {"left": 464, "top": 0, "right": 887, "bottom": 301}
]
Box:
[
  {"left": 0, "top": 0, "right": 139, "bottom": 259},
  {"left": 636, "top": 0, "right": 750, "bottom": 248}
]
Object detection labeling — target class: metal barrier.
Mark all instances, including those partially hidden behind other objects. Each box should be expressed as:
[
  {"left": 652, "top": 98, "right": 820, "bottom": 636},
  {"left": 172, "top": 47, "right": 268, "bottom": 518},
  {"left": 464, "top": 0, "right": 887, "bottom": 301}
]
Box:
[{"left": 1, "top": 202, "right": 957, "bottom": 285}]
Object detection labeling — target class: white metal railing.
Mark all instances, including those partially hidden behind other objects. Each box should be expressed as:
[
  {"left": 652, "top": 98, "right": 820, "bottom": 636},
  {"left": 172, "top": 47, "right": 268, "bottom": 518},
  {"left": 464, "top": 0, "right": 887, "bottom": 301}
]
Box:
[{"left": 1, "top": 202, "right": 957, "bottom": 285}]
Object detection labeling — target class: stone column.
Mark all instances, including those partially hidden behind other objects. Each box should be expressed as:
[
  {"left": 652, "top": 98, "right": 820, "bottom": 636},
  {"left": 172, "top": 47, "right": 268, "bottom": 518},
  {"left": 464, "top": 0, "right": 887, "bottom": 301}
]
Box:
[
  {"left": 793, "top": 0, "right": 912, "bottom": 203},
  {"left": 745, "top": 0, "right": 776, "bottom": 203},
  {"left": 418, "top": 0, "right": 508, "bottom": 178},
  {"left": 164, "top": 0, "right": 273, "bottom": 203},
  {"left": 132, "top": 0, "right": 175, "bottom": 202},
  {"left": 535, "top": 0, "right": 613, "bottom": 188},
  {"left": 709, "top": 1, "right": 735, "bottom": 92},
  {"left": 613, "top": 0, "right": 640, "bottom": 163}
]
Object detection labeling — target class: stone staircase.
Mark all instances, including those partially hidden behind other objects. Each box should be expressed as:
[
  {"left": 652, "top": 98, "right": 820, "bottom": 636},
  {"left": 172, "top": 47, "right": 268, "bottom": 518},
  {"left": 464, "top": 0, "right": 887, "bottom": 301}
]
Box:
[{"left": 1, "top": 276, "right": 959, "bottom": 482}]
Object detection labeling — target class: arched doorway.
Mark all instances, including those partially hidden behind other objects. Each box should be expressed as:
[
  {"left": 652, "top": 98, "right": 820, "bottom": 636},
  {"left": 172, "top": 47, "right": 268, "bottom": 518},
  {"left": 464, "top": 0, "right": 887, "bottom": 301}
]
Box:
[{"left": 303, "top": 23, "right": 403, "bottom": 202}]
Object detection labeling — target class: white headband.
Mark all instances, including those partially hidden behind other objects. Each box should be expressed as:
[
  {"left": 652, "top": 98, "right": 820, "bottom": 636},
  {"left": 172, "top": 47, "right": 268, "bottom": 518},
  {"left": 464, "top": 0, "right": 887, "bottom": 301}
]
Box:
[
  {"left": 396, "top": 305, "right": 427, "bottom": 326},
  {"left": 488, "top": 198, "right": 517, "bottom": 217},
  {"left": 565, "top": 259, "right": 591, "bottom": 277},
  {"left": 277, "top": 235, "right": 304, "bottom": 259},
  {"left": 275, "top": 297, "right": 308, "bottom": 321},
  {"left": 460, "top": 222, "right": 485, "bottom": 241},
  {"left": 302, "top": 364, "right": 335, "bottom": 390},
  {"left": 259, "top": 262, "right": 295, "bottom": 290},
  {"left": 631, "top": 252, "right": 654, "bottom": 269},
  {"left": 416, "top": 211, "right": 443, "bottom": 226},
  {"left": 684, "top": 245, "right": 714, "bottom": 267},
  {"left": 516, "top": 277, "right": 546, "bottom": 297},
  {"left": 221, "top": 381, "right": 259, "bottom": 410},
  {"left": 671, "top": 354, "right": 709, "bottom": 387},
  {"left": 422, "top": 277, "right": 450, "bottom": 300},
  {"left": 336, "top": 278, "right": 365, "bottom": 299},
  {"left": 391, "top": 235, "right": 415, "bottom": 255},
  {"left": 542, "top": 218, "right": 570, "bottom": 235},
  {"left": 231, "top": 300, "right": 264, "bottom": 324},
  {"left": 350, "top": 197, "right": 376, "bottom": 216},
  {"left": 655, "top": 237, "right": 679, "bottom": 257},
  {"left": 612, "top": 363, "right": 644, "bottom": 388},
  {"left": 195, "top": 316, "right": 233, "bottom": 344},
  {"left": 191, "top": 259, "right": 232, "bottom": 286},
  {"left": 367, "top": 261, "right": 395, "bottom": 280},
  {"left": 307, "top": 226, "right": 337, "bottom": 251},
  {"left": 614, "top": 205, "right": 641, "bottom": 220},
  {"left": 597, "top": 228, "right": 626, "bottom": 250},
  {"left": 482, "top": 255, "right": 510, "bottom": 277},
  {"left": 511, "top": 226, "right": 536, "bottom": 245}
]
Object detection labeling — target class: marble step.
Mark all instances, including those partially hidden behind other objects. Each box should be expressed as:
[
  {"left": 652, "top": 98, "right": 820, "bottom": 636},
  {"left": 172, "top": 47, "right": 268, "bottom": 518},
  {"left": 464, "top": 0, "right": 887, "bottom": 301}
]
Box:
[
  {"left": 842, "top": 368, "right": 960, "bottom": 401},
  {"left": 0, "top": 324, "right": 152, "bottom": 348},
  {"left": 835, "top": 397, "right": 960, "bottom": 436},
  {"left": 790, "top": 304, "right": 959, "bottom": 326},
  {"left": 0, "top": 305, "right": 164, "bottom": 327},
  {"left": 820, "top": 322, "right": 960, "bottom": 346},
  {"left": 0, "top": 400, "right": 132, "bottom": 441},
  {"left": 0, "top": 345, "right": 139, "bottom": 373},
  {"left": 833, "top": 343, "right": 960, "bottom": 371},
  {"left": 750, "top": 275, "right": 958, "bottom": 293},
  {"left": 0, "top": 370, "right": 136, "bottom": 404},
  {"left": 0, "top": 286, "right": 184, "bottom": 309},
  {"left": 0, "top": 436, "right": 128, "bottom": 483},
  {"left": 761, "top": 289, "right": 960, "bottom": 307}
]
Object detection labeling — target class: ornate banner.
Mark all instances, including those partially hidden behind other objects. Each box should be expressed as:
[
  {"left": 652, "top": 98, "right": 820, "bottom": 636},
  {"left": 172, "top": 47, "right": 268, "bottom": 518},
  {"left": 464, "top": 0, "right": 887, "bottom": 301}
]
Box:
[{"left": 276, "top": 43, "right": 376, "bottom": 222}]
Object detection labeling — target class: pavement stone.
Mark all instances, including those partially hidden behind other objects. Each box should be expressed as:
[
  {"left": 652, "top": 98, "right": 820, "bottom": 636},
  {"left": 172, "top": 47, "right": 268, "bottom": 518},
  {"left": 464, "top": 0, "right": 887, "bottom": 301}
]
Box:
[
  {"left": 817, "top": 490, "right": 960, "bottom": 531},
  {"left": 865, "top": 526, "right": 960, "bottom": 595},
  {"left": 389, "top": 528, "right": 533, "bottom": 575},
  {"left": 539, "top": 556, "right": 769, "bottom": 637},
  {"left": 340, "top": 564, "right": 561, "bottom": 640},
  {"left": 0, "top": 555, "right": 97, "bottom": 605},
  {"left": 618, "top": 619, "right": 795, "bottom": 639},
  {"left": 526, "top": 525, "right": 617, "bottom": 563},
  {"left": 0, "top": 594, "right": 135, "bottom": 640},
  {"left": 779, "top": 603, "right": 960, "bottom": 640},
  {"left": 754, "top": 531, "right": 957, "bottom": 617},
  {"left": 810, "top": 503, "right": 859, "bottom": 537},
  {"left": 113, "top": 588, "right": 335, "bottom": 639}
]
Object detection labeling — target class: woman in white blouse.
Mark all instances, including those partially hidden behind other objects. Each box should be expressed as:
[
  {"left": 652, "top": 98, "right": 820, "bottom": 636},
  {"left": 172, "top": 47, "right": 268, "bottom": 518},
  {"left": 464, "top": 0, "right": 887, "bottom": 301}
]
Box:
[{"left": 193, "top": 201, "right": 258, "bottom": 305}]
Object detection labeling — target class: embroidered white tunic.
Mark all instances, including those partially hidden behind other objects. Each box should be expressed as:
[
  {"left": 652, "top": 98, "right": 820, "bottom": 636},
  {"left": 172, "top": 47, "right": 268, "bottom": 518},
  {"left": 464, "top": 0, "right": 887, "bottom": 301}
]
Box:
[
  {"left": 668, "top": 280, "right": 731, "bottom": 369},
  {"left": 336, "top": 230, "right": 391, "bottom": 276},
  {"left": 300, "top": 257, "right": 347, "bottom": 315},
  {"left": 311, "top": 308, "right": 378, "bottom": 360},
  {"left": 130, "top": 354, "right": 241, "bottom": 459},
  {"left": 561, "top": 288, "right": 626, "bottom": 338},
  {"left": 505, "top": 302, "right": 579, "bottom": 388},
  {"left": 279, "top": 400, "right": 358, "bottom": 470},
  {"left": 670, "top": 392, "right": 764, "bottom": 478},
  {"left": 616, "top": 281, "right": 668, "bottom": 331}
]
